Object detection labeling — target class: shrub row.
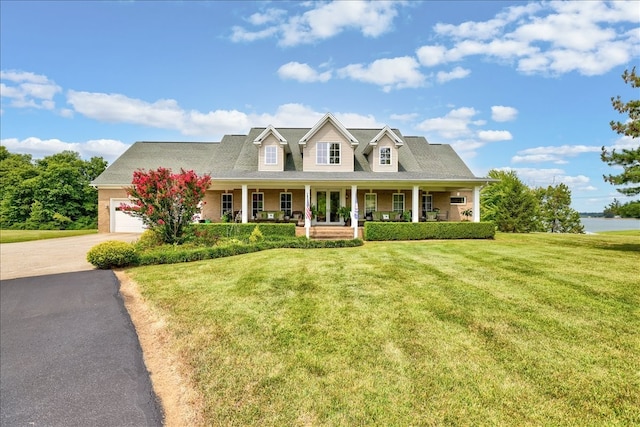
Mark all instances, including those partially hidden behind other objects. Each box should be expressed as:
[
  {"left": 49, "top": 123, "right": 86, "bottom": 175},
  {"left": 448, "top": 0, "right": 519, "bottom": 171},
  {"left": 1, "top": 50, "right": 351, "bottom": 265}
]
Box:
[
  {"left": 364, "top": 222, "right": 495, "bottom": 241},
  {"left": 87, "top": 237, "right": 363, "bottom": 269},
  {"left": 193, "top": 223, "right": 296, "bottom": 239}
]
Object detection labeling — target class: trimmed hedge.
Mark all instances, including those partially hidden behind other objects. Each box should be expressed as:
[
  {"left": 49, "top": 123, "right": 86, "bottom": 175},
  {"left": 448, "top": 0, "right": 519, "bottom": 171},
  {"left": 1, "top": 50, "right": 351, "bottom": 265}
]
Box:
[
  {"left": 193, "top": 223, "right": 296, "bottom": 239},
  {"left": 86, "top": 236, "right": 363, "bottom": 268},
  {"left": 86, "top": 240, "right": 138, "bottom": 269},
  {"left": 136, "top": 238, "right": 363, "bottom": 266},
  {"left": 364, "top": 222, "right": 495, "bottom": 241}
]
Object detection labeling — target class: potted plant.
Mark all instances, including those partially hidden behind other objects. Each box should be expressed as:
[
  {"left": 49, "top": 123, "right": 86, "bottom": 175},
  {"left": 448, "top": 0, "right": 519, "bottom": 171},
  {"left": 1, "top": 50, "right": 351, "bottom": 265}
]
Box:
[
  {"left": 461, "top": 208, "right": 472, "bottom": 221},
  {"left": 337, "top": 206, "right": 351, "bottom": 226}
]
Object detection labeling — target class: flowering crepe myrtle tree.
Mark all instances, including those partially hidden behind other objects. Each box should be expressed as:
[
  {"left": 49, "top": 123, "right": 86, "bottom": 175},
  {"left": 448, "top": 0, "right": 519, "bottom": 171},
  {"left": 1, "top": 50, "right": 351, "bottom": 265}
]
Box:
[{"left": 121, "top": 167, "right": 211, "bottom": 244}]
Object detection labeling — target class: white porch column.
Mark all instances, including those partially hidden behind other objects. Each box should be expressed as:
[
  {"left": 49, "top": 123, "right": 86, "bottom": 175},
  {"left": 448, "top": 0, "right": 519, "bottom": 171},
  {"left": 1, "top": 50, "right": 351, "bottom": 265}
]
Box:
[
  {"left": 241, "top": 185, "right": 248, "bottom": 223},
  {"left": 305, "top": 184, "right": 311, "bottom": 239},
  {"left": 351, "top": 185, "right": 358, "bottom": 238},
  {"left": 412, "top": 185, "right": 420, "bottom": 223},
  {"left": 473, "top": 186, "right": 481, "bottom": 222}
]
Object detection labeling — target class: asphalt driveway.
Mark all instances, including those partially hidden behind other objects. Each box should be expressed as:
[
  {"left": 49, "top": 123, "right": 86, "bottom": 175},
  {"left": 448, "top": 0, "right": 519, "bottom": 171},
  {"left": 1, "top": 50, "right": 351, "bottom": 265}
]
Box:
[{"left": 0, "top": 233, "right": 163, "bottom": 426}]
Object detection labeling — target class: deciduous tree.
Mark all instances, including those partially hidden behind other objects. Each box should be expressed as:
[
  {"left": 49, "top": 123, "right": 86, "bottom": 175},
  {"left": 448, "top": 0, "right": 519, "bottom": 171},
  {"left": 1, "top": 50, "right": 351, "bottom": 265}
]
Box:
[
  {"left": 535, "top": 183, "right": 584, "bottom": 233},
  {"left": 121, "top": 167, "right": 211, "bottom": 244}
]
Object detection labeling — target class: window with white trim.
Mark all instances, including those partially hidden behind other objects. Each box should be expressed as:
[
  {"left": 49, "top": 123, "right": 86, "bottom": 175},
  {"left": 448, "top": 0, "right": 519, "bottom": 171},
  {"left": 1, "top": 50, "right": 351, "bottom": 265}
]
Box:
[
  {"left": 221, "top": 193, "right": 233, "bottom": 217},
  {"left": 280, "top": 192, "right": 292, "bottom": 216},
  {"left": 317, "top": 142, "right": 341, "bottom": 165},
  {"left": 450, "top": 196, "right": 466, "bottom": 205},
  {"left": 265, "top": 146, "right": 277, "bottom": 165},
  {"left": 252, "top": 192, "right": 264, "bottom": 218},
  {"left": 392, "top": 193, "right": 405, "bottom": 213},
  {"left": 364, "top": 193, "right": 377, "bottom": 215},
  {"left": 379, "top": 147, "right": 391, "bottom": 165}
]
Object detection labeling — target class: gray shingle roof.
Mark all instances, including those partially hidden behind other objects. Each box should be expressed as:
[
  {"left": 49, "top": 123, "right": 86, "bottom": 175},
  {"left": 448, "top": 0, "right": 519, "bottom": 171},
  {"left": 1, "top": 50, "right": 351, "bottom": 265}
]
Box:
[{"left": 92, "top": 126, "right": 486, "bottom": 186}]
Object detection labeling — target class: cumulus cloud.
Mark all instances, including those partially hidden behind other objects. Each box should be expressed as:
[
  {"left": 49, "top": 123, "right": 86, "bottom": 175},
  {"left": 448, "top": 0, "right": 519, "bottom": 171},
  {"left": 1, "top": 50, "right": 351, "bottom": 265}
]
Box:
[
  {"left": 338, "top": 56, "right": 425, "bottom": 92},
  {"left": 1, "top": 137, "right": 130, "bottom": 162},
  {"left": 436, "top": 66, "right": 471, "bottom": 83},
  {"left": 416, "top": 107, "right": 479, "bottom": 139},
  {"left": 491, "top": 105, "right": 518, "bottom": 122},
  {"left": 478, "top": 130, "right": 512, "bottom": 142},
  {"left": 416, "top": 1, "right": 639, "bottom": 76},
  {"left": 232, "top": 1, "right": 404, "bottom": 47},
  {"left": 277, "top": 62, "right": 332, "bottom": 83},
  {"left": 1, "top": 70, "right": 62, "bottom": 110},
  {"left": 65, "top": 89, "right": 382, "bottom": 138}
]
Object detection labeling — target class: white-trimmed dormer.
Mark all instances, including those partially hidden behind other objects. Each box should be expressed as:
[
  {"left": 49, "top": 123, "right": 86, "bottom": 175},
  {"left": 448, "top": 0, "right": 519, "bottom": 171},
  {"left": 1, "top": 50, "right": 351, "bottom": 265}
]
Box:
[
  {"left": 254, "top": 125, "right": 290, "bottom": 172},
  {"left": 298, "top": 113, "right": 359, "bottom": 172},
  {"left": 363, "top": 126, "right": 404, "bottom": 172}
]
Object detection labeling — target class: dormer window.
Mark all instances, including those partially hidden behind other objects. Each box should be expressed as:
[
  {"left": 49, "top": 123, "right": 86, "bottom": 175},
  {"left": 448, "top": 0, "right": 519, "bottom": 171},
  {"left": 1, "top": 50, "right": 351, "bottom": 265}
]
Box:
[
  {"left": 265, "top": 146, "right": 277, "bottom": 165},
  {"left": 380, "top": 147, "right": 391, "bottom": 165},
  {"left": 317, "top": 142, "right": 341, "bottom": 165}
]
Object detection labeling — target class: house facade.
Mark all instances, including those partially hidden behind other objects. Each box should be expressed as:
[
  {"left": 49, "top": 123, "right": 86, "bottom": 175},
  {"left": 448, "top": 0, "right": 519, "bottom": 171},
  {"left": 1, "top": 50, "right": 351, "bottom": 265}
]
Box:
[{"left": 92, "top": 113, "right": 491, "bottom": 236}]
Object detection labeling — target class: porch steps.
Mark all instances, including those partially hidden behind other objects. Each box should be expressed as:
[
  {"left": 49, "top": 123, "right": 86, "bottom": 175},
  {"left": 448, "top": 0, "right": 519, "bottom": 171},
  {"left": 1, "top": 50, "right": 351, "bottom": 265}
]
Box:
[{"left": 296, "top": 226, "right": 362, "bottom": 240}]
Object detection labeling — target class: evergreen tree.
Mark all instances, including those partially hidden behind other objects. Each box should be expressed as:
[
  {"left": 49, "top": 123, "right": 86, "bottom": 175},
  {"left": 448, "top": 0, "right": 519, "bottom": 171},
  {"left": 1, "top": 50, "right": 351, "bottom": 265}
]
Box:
[{"left": 601, "top": 67, "right": 640, "bottom": 196}]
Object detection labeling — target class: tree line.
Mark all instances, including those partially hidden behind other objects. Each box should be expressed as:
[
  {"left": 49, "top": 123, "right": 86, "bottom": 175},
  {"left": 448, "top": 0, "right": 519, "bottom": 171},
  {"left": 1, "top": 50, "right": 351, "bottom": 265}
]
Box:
[{"left": 0, "top": 147, "right": 107, "bottom": 230}]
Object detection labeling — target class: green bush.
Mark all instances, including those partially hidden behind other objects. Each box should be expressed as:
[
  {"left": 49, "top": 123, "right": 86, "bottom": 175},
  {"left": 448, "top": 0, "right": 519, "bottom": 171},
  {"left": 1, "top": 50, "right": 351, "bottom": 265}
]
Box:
[
  {"left": 136, "top": 237, "right": 364, "bottom": 266},
  {"left": 364, "top": 222, "right": 495, "bottom": 241},
  {"left": 193, "top": 223, "right": 296, "bottom": 239},
  {"left": 87, "top": 240, "right": 138, "bottom": 269}
]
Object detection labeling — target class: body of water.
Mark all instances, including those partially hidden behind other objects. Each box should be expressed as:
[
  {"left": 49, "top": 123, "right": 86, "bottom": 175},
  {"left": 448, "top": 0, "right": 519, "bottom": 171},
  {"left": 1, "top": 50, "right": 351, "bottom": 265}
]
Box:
[{"left": 580, "top": 217, "right": 640, "bottom": 233}]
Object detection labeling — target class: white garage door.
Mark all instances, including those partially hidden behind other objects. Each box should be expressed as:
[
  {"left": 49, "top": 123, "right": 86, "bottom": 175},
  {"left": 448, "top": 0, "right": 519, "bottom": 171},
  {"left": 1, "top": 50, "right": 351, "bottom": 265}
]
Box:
[{"left": 112, "top": 200, "right": 146, "bottom": 233}]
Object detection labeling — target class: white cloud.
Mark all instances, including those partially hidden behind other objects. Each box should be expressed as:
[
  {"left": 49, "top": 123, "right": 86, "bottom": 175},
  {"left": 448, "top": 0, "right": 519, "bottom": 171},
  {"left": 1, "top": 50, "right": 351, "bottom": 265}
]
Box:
[
  {"left": 230, "top": 26, "right": 279, "bottom": 43},
  {"left": 416, "top": 45, "right": 447, "bottom": 67},
  {"left": 491, "top": 105, "right": 518, "bottom": 122},
  {"left": 67, "top": 90, "right": 185, "bottom": 129},
  {"left": 1, "top": 70, "right": 62, "bottom": 110},
  {"left": 498, "top": 166, "right": 591, "bottom": 190},
  {"left": 1, "top": 137, "right": 129, "bottom": 162},
  {"left": 232, "top": 1, "right": 404, "bottom": 47},
  {"left": 416, "top": 1, "right": 639, "bottom": 76},
  {"left": 512, "top": 144, "right": 603, "bottom": 164},
  {"left": 436, "top": 66, "right": 471, "bottom": 83},
  {"left": 277, "top": 62, "right": 332, "bottom": 83},
  {"left": 247, "top": 9, "right": 287, "bottom": 26},
  {"left": 65, "top": 90, "right": 382, "bottom": 138},
  {"left": 416, "top": 107, "right": 478, "bottom": 139},
  {"left": 478, "top": 130, "right": 512, "bottom": 142},
  {"left": 338, "top": 56, "right": 425, "bottom": 92}
]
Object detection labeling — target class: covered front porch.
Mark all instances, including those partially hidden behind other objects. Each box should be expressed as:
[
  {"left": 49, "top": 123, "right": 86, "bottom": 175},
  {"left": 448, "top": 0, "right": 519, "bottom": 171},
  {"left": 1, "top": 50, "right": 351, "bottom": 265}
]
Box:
[{"left": 202, "top": 180, "right": 482, "bottom": 238}]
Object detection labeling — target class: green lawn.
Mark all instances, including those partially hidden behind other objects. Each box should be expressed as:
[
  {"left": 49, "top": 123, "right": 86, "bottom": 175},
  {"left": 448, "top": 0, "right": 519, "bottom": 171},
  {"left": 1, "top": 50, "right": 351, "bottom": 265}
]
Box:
[
  {"left": 0, "top": 229, "right": 97, "bottom": 244},
  {"left": 128, "top": 232, "right": 640, "bottom": 426}
]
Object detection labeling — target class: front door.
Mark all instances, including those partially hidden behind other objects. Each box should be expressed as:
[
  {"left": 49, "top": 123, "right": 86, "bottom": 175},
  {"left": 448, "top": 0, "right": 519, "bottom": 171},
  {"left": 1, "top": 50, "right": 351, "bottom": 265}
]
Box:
[{"left": 316, "top": 191, "right": 341, "bottom": 224}]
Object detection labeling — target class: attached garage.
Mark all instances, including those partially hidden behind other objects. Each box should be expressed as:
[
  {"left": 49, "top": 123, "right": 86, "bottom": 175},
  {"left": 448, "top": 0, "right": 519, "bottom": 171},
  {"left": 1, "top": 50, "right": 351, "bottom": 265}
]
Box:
[{"left": 110, "top": 199, "right": 145, "bottom": 233}]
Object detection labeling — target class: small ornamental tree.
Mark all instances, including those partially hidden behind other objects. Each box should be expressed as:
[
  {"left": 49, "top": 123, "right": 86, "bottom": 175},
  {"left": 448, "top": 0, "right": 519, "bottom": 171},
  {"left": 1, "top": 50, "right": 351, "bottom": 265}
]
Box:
[{"left": 121, "top": 167, "right": 211, "bottom": 244}]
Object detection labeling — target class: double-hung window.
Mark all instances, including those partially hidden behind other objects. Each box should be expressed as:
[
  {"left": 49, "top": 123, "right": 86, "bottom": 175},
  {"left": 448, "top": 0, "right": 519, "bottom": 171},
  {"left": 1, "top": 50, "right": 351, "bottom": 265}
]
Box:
[
  {"left": 392, "top": 193, "right": 405, "bottom": 213},
  {"left": 280, "top": 193, "right": 292, "bottom": 216},
  {"left": 265, "top": 146, "right": 277, "bottom": 165},
  {"left": 221, "top": 193, "right": 233, "bottom": 217},
  {"left": 379, "top": 147, "right": 391, "bottom": 165},
  {"left": 317, "top": 142, "right": 340, "bottom": 165}
]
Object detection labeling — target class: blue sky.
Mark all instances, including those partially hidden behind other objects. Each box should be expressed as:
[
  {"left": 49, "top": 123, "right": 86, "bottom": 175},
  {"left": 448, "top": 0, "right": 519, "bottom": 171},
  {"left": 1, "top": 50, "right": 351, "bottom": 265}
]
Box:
[{"left": 1, "top": 1, "right": 638, "bottom": 212}]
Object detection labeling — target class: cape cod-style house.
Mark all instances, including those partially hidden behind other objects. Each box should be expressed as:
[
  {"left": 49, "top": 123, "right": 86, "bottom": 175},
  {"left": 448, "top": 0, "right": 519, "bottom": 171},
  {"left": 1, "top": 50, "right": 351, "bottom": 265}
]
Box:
[{"left": 92, "top": 113, "right": 490, "bottom": 237}]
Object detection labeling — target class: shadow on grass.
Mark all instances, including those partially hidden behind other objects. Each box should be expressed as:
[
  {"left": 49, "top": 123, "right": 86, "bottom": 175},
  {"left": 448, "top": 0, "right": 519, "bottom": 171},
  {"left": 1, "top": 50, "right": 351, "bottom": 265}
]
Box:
[{"left": 596, "top": 242, "right": 640, "bottom": 253}]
